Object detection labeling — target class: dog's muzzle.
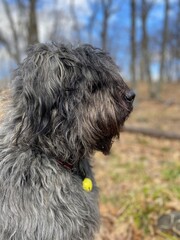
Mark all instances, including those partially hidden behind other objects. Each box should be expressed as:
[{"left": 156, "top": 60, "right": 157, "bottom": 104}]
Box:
[{"left": 125, "top": 90, "right": 136, "bottom": 103}]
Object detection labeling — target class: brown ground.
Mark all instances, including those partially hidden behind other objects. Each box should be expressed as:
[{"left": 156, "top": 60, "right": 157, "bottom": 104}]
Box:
[
  {"left": 94, "top": 83, "right": 180, "bottom": 240},
  {"left": 0, "top": 83, "right": 180, "bottom": 240}
]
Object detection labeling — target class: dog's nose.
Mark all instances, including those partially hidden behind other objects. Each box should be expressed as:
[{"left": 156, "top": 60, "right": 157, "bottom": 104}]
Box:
[{"left": 125, "top": 90, "right": 136, "bottom": 102}]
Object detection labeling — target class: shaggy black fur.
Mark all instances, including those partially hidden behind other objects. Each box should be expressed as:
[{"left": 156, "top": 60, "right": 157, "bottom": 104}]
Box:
[
  {"left": 14, "top": 43, "right": 134, "bottom": 160},
  {"left": 0, "top": 43, "right": 135, "bottom": 240}
]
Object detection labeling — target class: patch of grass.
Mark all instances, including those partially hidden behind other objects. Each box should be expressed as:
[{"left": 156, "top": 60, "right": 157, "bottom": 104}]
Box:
[
  {"left": 111, "top": 159, "right": 151, "bottom": 184},
  {"left": 137, "top": 116, "right": 149, "bottom": 123},
  {"left": 163, "top": 164, "right": 180, "bottom": 181},
  {"left": 110, "top": 172, "right": 124, "bottom": 183},
  {"left": 136, "top": 136, "right": 149, "bottom": 145},
  {"left": 170, "top": 185, "right": 180, "bottom": 199},
  {"left": 107, "top": 152, "right": 124, "bottom": 168},
  {"left": 139, "top": 155, "right": 148, "bottom": 161},
  {"left": 161, "top": 146, "right": 171, "bottom": 152},
  {"left": 143, "top": 185, "right": 170, "bottom": 202},
  {"left": 133, "top": 201, "right": 161, "bottom": 234},
  {"left": 100, "top": 194, "right": 121, "bottom": 206},
  {"left": 117, "top": 162, "right": 131, "bottom": 169},
  {"left": 158, "top": 232, "right": 179, "bottom": 240},
  {"left": 117, "top": 185, "right": 171, "bottom": 235},
  {"left": 127, "top": 162, "right": 149, "bottom": 180}
]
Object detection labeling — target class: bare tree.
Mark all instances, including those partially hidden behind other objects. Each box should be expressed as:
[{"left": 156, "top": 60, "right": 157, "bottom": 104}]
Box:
[
  {"left": 100, "top": 0, "right": 118, "bottom": 51},
  {"left": 165, "top": 0, "right": 179, "bottom": 83},
  {"left": 87, "top": 1, "right": 99, "bottom": 44},
  {"left": 87, "top": 0, "right": 119, "bottom": 52},
  {"left": 101, "top": 0, "right": 110, "bottom": 50},
  {"left": 0, "top": 0, "right": 39, "bottom": 64},
  {"left": 69, "top": 0, "right": 81, "bottom": 42},
  {"left": 1, "top": 0, "right": 21, "bottom": 63},
  {"left": 48, "top": 0, "right": 67, "bottom": 42},
  {"left": 140, "top": 0, "right": 154, "bottom": 97},
  {"left": 175, "top": 0, "right": 180, "bottom": 81},
  {"left": 130, "top": 0, "right": 136, "bottom": 88},
  {"left": 28, "top": 0, "right": 39, "bottom": 45},
  {"left": 155, "top": 0, "right": 169, "bottom": 97}
]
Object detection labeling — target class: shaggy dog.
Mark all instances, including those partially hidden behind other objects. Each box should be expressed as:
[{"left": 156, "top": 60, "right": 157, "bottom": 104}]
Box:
[{"left": 0, "top": 43, "right": 135, "bottom": 240}]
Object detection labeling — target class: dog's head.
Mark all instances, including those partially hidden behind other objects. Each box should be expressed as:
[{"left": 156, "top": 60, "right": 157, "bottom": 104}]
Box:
[{"left": 13, "top": 43, "right": 135, "bottom": 158}]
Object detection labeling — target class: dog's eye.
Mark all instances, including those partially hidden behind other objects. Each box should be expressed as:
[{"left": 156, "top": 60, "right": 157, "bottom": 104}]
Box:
[{"left": 91, "top": 82, "right": 103, "bottom": 93}]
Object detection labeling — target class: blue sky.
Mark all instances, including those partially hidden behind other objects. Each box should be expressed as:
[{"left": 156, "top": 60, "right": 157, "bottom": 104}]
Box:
[{"left": 0, "top": 0, "right": 179, "bottom": 82}]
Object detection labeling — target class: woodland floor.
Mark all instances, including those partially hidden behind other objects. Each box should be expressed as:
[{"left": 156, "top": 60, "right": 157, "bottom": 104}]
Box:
[
  {"left": 94, "top": 83, "right": 180, "bottom": 240},
  {"left": 0, "top": 83, "right": 180, "bottom": 240}
]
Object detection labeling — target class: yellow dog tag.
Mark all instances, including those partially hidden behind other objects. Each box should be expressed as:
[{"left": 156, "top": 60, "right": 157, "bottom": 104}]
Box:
[{"left": 82, "top": 178, "right": 93, "bottom": 192}]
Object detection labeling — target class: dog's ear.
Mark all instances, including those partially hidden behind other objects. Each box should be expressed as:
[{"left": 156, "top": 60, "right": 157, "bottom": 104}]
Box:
[
  {"left": 15, "top": 48, "right": 62, "bottom": 137},
  {"left": 23, "top": 78, "right": 55, "bottom": 135}
]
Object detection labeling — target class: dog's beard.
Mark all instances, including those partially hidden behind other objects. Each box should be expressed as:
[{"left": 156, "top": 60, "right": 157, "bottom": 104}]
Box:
[
  {"left": 95, "top": 136, "right": 114, "bottom": 155},
  {"left": 97, "top": 107, "right": 133, "bottom": 155}
]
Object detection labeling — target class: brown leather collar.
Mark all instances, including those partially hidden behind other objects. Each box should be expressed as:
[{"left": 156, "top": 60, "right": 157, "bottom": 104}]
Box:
[
  {"left": 57, "top": 159, "right": 75, "bottom": 172},
  {"left": 57, "top": 159, "right": 86, "bottom": 180}
]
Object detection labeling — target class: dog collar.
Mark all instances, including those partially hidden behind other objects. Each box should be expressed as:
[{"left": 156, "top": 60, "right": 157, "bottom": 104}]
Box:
[
  {"left": 57, "top": 159, "right": 75, "bottom": 172},
  {"left": 57, "top": 159, "right": 93, "bottom": 192}
]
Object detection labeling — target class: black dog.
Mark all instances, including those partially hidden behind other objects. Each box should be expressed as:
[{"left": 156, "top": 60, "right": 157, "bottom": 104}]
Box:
[{"left": 0, "top": 43, "right": 135, "bottom": 240}]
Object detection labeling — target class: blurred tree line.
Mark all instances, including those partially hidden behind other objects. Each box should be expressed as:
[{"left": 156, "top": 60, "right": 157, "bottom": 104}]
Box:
[{"left": 0, "top": 0, "right": 179, "bottom": 99}]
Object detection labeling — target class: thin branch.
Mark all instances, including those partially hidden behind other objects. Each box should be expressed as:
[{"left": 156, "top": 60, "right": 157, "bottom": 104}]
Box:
[
  {"left": 2, "top": 0, "right": 20, "bottom": 63},
  {"left": 88, "top": 1, "right": 98, "bottom": 43},
  {"left": 69, "top": 0, "right": 81, "bottom": 42},
  {"left": 124, "top": 126, "right": 180, "bottom": 140},
  {"left": 0, "top": 31, "right": 13, "bottom": 57}
]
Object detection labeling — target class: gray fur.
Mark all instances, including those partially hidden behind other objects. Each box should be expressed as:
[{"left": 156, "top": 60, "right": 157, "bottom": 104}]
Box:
[{"left": 0, "top": 43, "right": 134, "bottom": 240}]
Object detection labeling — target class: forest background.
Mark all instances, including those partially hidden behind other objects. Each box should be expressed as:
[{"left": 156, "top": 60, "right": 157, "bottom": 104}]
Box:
[{"left": 0, "top": 0, "right": 180, "bottom": 239}]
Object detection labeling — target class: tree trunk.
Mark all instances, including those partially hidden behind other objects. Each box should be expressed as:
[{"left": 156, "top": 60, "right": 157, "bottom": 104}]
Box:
[
  {"left": 175, "top": 0, "right": 180, "bottom": 81},
  {"left": 156, "top": 0, "right": 169, "bottom": 97},
  {"left": 69, "top": 0, "right": 81, "bottom": 42},
  {"left": 141, "top": 0, "right": 153, "bottom": 97},
  {"left": 2, "top": 0, "right": 20, "bottom": 63},
  {"left": 101, "top": 0, "right": 110, "bottom": 51},
  {"left": 124, "top": 126, "right": 180, "bottom": 140},
  {"left": 28, "top": 0, "right": 38, "bottom": 45},
  {"left": 87, "top": 1, "right": 98, "bottom": 44},
  {"left": 130, "top": 0, "right": 136, "bottom": 88}
]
